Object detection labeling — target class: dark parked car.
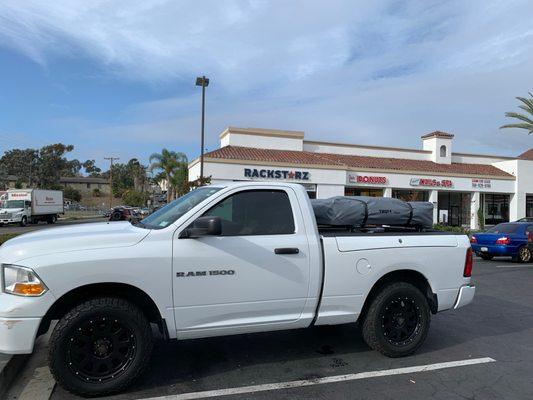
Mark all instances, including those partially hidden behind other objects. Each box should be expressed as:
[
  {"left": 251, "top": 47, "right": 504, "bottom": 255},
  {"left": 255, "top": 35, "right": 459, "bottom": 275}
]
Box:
[
  {"left": 109, "top": 206, "right": 137, "bottom": 221},
  {"left": 470, "top": 222, "right": 533, "bottom": 263}
]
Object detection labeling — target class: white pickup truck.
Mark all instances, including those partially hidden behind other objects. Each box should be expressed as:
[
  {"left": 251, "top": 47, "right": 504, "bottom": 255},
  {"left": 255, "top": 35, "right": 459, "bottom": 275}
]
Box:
[{"left": 0, "top": 182, "right": 475, "bottom": 397}]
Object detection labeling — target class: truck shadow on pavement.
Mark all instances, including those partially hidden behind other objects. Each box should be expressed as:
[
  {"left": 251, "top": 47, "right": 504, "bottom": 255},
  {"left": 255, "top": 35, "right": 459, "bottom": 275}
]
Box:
[{"left": 100, "top": 291, "right": 531, "bottom": 398}]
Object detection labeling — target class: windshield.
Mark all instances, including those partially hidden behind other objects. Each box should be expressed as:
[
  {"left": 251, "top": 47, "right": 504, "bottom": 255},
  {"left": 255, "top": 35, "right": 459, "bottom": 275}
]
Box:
[
  {"left": 4, "top": 200, "right": 25, "bottom": 209},
  {"left": 140, "top": 186, "right": 222, "bottom": 229},
  {"left": 486, "top": 223, "right": 520, "bottom": 234}
]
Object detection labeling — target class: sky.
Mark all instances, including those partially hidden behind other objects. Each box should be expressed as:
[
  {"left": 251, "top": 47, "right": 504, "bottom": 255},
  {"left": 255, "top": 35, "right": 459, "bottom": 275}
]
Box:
[{"left": 0, "top": 0, "right": 532, "bottom": 170}]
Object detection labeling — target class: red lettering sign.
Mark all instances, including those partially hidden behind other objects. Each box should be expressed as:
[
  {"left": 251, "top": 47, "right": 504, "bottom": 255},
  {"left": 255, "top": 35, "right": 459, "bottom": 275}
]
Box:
[{"left": 350, "top": 175, "right": 387, "bottom": 184}]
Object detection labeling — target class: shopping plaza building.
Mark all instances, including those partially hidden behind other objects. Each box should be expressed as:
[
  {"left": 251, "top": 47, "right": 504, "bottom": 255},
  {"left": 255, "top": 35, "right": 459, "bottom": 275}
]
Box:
[{"left": 188, "top": 127, "right": 533, "bottom": 229}]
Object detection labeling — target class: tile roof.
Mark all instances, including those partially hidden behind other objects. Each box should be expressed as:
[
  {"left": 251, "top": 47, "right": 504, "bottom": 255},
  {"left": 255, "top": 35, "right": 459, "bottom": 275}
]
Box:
[
  {"left": 421, "top": 131, "right": 454, "bottom": 139},
  {"left": 203, "top": 146, "right": 514, "bottom": 178},
  {"left": 60, "top": 176, "right": 109, "bottom": 184},
  {"left": 518, "top": 148, "right": 533, "bottom": 160}
]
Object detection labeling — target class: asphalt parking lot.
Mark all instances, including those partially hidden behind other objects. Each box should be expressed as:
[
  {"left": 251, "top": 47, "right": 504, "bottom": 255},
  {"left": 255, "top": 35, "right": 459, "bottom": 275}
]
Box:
[{"left": 4, "top": 257, "right": 533, "bottom": 400}]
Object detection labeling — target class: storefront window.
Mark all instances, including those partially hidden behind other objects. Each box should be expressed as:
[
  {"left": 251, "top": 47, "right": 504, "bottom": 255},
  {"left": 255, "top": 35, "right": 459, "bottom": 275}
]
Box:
[
  {"left": 527, "top": 195, "right": 533, "bottom": 218},
  {"left": 345, "top": 188, "right": 383, "bottom": 197},
  {"left": 438, "top": 192, "right": 471, "bottom": 226},
  {"left": 392, "top": 190, "right": 429, "bottom": 202},
  {"left": 484, "top": 194, "right": 510, "bottom": 225}
]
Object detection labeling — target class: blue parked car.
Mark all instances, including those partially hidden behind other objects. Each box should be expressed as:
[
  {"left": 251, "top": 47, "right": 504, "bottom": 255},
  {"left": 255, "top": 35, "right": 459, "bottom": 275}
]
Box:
[{"left": 470, "top": 222, "right": 533, "bottom": 263}]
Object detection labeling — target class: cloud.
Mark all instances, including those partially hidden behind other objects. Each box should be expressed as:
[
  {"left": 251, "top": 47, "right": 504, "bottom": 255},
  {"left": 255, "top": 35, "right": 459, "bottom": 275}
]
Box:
[{"left": 0, "top": 0, "right": 532, "bottom": 162}]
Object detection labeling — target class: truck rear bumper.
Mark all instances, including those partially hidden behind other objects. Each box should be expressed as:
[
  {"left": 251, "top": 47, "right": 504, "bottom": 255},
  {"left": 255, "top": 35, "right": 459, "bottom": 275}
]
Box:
[
  {"left": 0, "top": 317, "right": 41, "bottom": 354},
  {"left": 453, "top": 285, "right": 476, "bottom": 310}
]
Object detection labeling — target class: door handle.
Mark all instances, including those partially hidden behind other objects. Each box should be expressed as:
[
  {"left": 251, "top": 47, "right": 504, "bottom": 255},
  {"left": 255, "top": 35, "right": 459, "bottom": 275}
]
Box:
[{"left": 274, "top": 247, "right": 299, "bottom": 255}]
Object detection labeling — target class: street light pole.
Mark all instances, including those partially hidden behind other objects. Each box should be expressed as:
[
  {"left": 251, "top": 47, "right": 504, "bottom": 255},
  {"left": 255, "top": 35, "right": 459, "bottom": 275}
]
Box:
[
  {"left": 195, "top": 76, "right": 209, "bottom": 184},
  {"left": 104, "top": 156, "right": 119, "bottom": 209}
]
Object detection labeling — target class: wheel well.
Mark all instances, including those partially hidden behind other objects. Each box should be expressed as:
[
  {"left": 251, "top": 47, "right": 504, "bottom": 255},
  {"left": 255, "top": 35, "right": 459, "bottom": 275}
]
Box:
[
  {"left": 359, "top": 270, "right": 438, "bottom": 321},
  {"left": 37, "top": 283, "right": 167, "bottom": 337}
]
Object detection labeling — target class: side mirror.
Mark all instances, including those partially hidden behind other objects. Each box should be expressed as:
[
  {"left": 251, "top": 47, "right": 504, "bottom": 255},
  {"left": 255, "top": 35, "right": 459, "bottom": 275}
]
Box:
[{"left": 180, "top": 216, "right": 222, "bottom": 238}]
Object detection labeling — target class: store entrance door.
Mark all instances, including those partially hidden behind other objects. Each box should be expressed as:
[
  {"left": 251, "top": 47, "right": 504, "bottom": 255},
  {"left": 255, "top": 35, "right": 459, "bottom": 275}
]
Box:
[{"left": 450, "top": 206, "right": 460, "bottom": 226}]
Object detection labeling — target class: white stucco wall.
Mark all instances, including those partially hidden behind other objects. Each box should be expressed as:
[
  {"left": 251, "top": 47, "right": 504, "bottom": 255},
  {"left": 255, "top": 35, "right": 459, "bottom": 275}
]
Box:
[
  {"left": 493, "top": 159, "right": 533, "bottom": 220},
  {"left": 303, "top": 141, "right": 432, "bottom": 161},
  {"left": 224, "top": 132, "right": 303, "bottom": 151}
]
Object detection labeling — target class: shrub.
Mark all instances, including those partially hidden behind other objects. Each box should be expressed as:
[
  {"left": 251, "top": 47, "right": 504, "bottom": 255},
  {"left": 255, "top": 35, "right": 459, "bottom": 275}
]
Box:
[
  {"left": 92, "top": 188, "right": 101, "bottom": 197},
  {"left": 122, "top": 189, "right": 148, "bottom": 207},
  {"left": 64, "top": 186, "right": 82, "bottom": 202},
  {"left": 432, "top": 224, "right": 470, "bottom": 234}
]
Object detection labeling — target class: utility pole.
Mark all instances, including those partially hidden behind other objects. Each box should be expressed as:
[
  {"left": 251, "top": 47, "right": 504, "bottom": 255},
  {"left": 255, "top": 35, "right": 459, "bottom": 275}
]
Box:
[
  {"left": 195, "top": 76, "right": 209, "bottom": 183},
  {"left": 104, "top": 157, "right": 119, "bottom": 209}
]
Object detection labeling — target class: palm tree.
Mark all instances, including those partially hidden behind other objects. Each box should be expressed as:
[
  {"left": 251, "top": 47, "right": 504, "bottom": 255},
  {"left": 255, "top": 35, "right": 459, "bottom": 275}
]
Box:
[
  {"left": 500, "top": 92, "right": 533, "bottom": 134},
  {"left": 149, "top": 149, "right": 188, "bottom": 202}
]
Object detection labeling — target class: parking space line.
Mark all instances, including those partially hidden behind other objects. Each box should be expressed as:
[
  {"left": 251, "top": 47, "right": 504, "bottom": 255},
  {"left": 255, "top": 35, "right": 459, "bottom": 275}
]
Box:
[
  {"left": 496, "top": 265, "right": 533, "bottom": 268},
  {"left": 18, "top": 367, "right": 55, "bottom": 400},
  {"left": 141, "top": 357, "right": 496, "bottom": 400}
]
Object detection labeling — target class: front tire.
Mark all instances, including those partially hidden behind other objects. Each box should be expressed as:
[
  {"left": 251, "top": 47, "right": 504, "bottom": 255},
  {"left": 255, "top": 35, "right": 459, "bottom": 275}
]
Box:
[
  {"left": 361, "top": 282, "right": 430, "bottom": 357},
  {"left": 19, "top": 216, "right": 27, "bottom": 227},
  {"left": 49, "top": 297, "right": 153, "bottom": 397}
]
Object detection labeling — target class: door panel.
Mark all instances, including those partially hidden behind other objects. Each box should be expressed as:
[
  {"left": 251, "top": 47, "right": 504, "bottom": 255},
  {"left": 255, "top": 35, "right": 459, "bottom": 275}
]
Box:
[{"left": 172, "top": 188, "right": 311, "bottom": 335}]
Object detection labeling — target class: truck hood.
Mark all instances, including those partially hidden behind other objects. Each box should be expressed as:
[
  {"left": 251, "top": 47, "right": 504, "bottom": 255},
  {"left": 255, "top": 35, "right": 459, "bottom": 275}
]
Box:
[
  {"left": 0, "top": 208, "right": 24, "bottom": 213},
  {"left": 0, "top": 221, "right": 150, "bottom": 263}
]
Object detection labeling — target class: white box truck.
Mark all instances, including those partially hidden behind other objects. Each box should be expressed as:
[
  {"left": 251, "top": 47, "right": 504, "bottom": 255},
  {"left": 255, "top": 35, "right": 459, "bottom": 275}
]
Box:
[{"left": 0, "top": 189, "right": 64, "bottom": 226}]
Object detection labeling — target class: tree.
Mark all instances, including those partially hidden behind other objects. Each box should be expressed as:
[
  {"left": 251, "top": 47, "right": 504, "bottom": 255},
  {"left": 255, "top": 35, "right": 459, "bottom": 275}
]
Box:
[
  {"left": 82, "top": 160, "right": 102, "bottom": 177},
  {"left": 122, "top": 189, "right": 148, "bottom": 207},
  {"left": 0, "top": 148, "right": 38, "bottom": 186},
  {"left": 500, "top": 92, "right": 533, "bottom": 134},
  {"left": 127, "top": 158, "right": 147, "bottom": 192},
  {"left": 0, "top": 164, "right": 8, "bottom": 190},
  {"left": 149, "top": 149, "right": 187, "bottom": 202},
  {"left": 35, "top": 144, "right": 76, "bottom": 188},
  {"left": 64, "top": 187, "right": 82, "bottom": 202}
]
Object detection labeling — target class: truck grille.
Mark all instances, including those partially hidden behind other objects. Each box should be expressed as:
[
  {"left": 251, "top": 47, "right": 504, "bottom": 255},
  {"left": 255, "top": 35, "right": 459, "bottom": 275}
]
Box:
[{"left": 0, "top": 213, "right": 12, "bottom": 219}]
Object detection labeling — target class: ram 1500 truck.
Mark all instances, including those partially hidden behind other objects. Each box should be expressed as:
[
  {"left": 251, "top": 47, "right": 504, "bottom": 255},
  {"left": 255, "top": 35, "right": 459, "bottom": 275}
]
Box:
[{"left": 0, "top": 182, "right": 475, "bottom": 397}]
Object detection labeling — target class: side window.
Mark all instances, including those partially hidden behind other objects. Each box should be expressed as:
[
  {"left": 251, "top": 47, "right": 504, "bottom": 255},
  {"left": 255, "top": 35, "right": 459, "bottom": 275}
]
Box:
[{"left": 204, "top": 190, "right": 295, "bottom": 236}]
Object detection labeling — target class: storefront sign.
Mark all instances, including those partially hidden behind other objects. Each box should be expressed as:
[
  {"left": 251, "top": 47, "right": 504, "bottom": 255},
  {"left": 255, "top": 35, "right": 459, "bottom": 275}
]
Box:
[
  {"left": 244, "top": 168, "right": 310, "bottom": 181},
  {"left": 472, "top": 179, "right": 491, "bottom": 189},
  {"left": 348, "top": 174, "right": 387, "bottom": 185},
  {"left": 410, "top": 178, "right": 453, "bottom": 188}
]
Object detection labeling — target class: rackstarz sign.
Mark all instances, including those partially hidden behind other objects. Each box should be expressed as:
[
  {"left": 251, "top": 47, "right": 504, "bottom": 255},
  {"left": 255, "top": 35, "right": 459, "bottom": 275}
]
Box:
[{"left": 244, "top": 168, "right": 310, "bottom": 181}]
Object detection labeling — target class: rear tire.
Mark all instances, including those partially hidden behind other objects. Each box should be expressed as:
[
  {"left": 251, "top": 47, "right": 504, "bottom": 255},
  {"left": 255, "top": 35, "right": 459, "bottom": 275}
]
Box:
[
  {"left": 361, "top": 282, "right": 430, "bottom": 358},
  {"left": 480, "top": 254, "right": 493, "bottom": 261},
  {"left": 48, "top": 297, "right": 153, "bottom": 397},
  {"left": 516, "top": 246, "right": 532, "bottom": 263},
  {"left": 47, "top": 215, "right": 57, "bottom": 224}
]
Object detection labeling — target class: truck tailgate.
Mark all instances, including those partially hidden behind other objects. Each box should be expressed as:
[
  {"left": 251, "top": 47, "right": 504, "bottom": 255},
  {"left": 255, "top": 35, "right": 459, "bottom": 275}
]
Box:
[{"left": 335, "top": 234, "right": 458, "bottom": 252}]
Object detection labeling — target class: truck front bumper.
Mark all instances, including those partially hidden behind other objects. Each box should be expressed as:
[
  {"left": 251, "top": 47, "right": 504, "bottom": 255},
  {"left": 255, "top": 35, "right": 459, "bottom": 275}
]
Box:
[
  {"left": 453, "top": 284, "right": 476, "bottom": 309},
  {"left": 0, "top": 317, "right": 41, "bottom": 354},
  {"left": 0, "top": 218, "right": 19, "bottom": 224}
]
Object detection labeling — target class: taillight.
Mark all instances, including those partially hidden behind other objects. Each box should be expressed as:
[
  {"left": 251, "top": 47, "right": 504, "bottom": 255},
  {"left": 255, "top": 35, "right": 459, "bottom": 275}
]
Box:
[
  {"left": 528, "top": 232, "right": 533, "bottom": 243},
  {"left": 464, "top": 247, "right": 473, "bottom": 277},
  {"left": 496, "top": 236, "right": 511, "bottom": 245},
  {"left": 470, "top": 236, "right": 477, "bottom": 244}
]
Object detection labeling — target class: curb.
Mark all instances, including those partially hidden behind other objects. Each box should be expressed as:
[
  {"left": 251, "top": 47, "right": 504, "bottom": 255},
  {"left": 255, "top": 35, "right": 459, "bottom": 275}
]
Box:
[{"left": 0, "top": 355, "right": 30, "bottom": 399}]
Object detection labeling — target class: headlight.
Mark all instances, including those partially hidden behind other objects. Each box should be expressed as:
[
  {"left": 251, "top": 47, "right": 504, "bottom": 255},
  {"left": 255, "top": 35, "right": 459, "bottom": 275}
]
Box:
[{"left": 2, "top": 265, "right": 48, "bottom": 296}]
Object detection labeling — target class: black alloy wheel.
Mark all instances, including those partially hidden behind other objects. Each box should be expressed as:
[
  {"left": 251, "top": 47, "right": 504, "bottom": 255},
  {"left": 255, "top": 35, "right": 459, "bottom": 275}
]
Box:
[
  {"left": 380, "top": 296, "right": 421, "bottom": 347},
  {"left": 49, "top": 297, "right": 153, "bottom": 397},
  {"left": 66, "top": 316, "right": 137, "bottom": 383},
  {"left": 361, "top": 281, "right": 430, "bottom": 357}
]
